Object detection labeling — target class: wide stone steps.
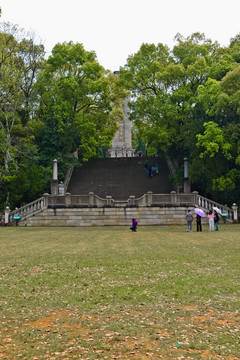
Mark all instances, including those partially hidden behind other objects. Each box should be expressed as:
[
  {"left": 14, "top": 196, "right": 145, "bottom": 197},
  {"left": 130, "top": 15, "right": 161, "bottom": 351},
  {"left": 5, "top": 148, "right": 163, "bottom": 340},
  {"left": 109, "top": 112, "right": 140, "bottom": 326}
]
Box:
[
  {"left": 67, "top": 157, "right": 174, "bottom": 199},
  {"left": 21, "top": 206, "right": 209, "bottom": 227}
]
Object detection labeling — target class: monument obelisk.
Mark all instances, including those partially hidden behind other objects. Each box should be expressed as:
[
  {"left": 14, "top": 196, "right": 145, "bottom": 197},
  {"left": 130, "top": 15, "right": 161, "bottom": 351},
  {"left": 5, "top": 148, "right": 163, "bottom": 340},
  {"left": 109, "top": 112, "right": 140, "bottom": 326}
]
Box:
[{"left": 109, "top": 71, "right": 134, "bottom": 157}]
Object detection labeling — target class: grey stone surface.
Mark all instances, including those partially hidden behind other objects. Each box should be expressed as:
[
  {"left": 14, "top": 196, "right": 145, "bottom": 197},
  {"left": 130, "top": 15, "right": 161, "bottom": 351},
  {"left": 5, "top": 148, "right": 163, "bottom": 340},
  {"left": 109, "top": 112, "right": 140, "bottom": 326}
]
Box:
[
  {"left": 20, "top": 206, "right": 209, "bottom": 227},
  {"left": 109, "top": 98, "right": 134, "bottom": 157}
]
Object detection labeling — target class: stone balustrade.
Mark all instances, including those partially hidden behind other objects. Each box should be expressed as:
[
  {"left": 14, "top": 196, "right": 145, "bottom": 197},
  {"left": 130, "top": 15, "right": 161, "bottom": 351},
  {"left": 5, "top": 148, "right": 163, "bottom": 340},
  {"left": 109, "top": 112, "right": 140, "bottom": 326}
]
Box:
[
  {"left": 7, "top": 197, "right": 46, "bottom": 224},
  {"left": 5, "top": 191, "right": 237, "bottom": 224},
  {"left": 197, "top": 194, "right": 234, "bottom": 221}
]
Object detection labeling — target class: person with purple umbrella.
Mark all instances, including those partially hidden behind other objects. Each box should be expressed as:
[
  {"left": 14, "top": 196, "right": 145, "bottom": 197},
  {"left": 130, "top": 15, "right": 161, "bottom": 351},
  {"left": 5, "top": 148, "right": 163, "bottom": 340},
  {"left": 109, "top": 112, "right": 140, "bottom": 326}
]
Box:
[
  {"left": 196, "top": 213, "right": 202, "bottom": 231},
  {"left": 194, "top": 208, "right": 205, "bottom": 231}
]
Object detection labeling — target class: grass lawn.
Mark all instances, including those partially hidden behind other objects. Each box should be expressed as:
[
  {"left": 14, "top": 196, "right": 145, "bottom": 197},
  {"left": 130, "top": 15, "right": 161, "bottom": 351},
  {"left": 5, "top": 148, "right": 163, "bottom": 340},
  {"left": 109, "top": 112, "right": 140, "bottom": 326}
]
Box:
[{"left": 0, "top": 224, "right": 239, "bottom": 359}]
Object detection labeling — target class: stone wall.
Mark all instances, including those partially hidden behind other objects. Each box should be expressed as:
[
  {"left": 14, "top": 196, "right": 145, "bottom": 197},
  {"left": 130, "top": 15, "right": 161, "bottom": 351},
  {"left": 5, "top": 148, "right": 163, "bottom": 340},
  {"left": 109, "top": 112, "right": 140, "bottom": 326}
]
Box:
[{"left": 20, "top": 206, "right": 208, "bottom": 227}]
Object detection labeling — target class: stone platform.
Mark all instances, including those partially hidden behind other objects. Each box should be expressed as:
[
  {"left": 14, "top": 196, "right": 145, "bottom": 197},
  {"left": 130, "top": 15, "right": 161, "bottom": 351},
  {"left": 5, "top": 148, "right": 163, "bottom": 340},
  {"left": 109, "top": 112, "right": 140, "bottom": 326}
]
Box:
[{"left": 20, "top": 205, "right": 207, "bottom": 227}]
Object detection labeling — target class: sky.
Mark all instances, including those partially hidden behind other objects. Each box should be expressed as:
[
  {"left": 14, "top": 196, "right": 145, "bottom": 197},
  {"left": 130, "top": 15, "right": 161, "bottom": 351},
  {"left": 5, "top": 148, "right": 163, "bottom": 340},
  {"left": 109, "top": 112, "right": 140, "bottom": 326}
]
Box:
[{"left": 0, "top": 0, "right": 239, "bottom": 71}]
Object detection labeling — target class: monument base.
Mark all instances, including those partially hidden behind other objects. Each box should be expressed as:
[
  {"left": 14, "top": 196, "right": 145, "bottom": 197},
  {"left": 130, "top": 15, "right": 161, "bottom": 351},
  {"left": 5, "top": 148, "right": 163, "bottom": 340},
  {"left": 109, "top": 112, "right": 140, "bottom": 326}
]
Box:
[{"left": 109, "top": 148, "right": 135, "bottom": 158}]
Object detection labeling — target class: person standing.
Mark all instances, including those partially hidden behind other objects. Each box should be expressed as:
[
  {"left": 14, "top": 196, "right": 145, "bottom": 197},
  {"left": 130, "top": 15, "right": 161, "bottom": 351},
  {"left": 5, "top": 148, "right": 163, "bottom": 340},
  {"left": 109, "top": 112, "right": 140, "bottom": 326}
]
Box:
[
  {"left": 208, "top": 210, "right": 214, "bottom": 231},
  {"left": 186, "top": 210, "right": 193, "bottom": 232},
  {"left": 196, "top": 214, "right": 202, "bottom": 232},
  {"left": 214, "top": 210, "right": 219, "bottom": 231}
]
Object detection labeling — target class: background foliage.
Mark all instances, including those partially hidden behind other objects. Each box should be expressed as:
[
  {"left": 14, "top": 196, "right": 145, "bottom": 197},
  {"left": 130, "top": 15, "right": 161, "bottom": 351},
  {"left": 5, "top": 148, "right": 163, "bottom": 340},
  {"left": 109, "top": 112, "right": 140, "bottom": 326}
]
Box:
[
  {"left": 120, "top": 33, "right": 240, "bottom": 206},
  {"left": 0, "top": 24, "right": 239, "bottom": 210}
]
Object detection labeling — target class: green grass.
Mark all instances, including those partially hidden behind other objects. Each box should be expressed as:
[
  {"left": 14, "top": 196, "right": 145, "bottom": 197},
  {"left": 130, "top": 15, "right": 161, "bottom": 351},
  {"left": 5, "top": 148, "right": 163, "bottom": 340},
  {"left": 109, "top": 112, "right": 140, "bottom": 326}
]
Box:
[{"left": 0, "top": 224, "right": 239, "bottom": 359}]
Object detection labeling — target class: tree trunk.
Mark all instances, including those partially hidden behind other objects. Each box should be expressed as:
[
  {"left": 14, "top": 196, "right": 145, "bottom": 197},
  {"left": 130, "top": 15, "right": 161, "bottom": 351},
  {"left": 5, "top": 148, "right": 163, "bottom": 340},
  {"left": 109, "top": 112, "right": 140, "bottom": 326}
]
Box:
[{"left": 165, "top": 154, "right": 177, "bottom": 178}]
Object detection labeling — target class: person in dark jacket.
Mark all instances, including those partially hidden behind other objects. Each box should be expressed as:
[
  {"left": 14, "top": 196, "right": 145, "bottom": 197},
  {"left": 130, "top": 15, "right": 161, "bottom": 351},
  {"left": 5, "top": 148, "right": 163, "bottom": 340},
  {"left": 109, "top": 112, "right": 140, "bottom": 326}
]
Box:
[
  {"left": 214, "top": 210, "right": 219, "bottom": 231},
  {"left": 130, "top": 218, "right": 138, "bottom": 232},
  {"left": 196, "top": 214, "right": 202, "bottom": 232}
]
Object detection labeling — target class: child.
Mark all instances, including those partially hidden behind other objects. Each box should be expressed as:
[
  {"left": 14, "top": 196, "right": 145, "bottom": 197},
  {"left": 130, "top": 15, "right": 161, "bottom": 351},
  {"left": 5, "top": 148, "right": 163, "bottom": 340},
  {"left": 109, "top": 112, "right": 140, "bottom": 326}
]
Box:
[
  {"left": 208, "top": 210, "right": 214, "bottom": 231},
  {"left": 130, "top": 218, "right": 138, "bottom": 232}
]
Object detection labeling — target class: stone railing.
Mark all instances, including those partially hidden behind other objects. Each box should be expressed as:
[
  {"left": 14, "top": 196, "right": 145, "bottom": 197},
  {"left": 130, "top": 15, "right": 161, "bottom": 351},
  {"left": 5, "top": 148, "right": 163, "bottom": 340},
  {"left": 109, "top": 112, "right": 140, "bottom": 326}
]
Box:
[
  {"left": 6, "top": 196, "right": 47, "bottom": 224},
  {"left": 44, "top": 191, "right": 202, "bottom": 208},
  {"left": 197, "top": 194, "right": 234, "bottom": 221},
  {"left": 4, "top": 191, "right": 237, "bottom": 224}
]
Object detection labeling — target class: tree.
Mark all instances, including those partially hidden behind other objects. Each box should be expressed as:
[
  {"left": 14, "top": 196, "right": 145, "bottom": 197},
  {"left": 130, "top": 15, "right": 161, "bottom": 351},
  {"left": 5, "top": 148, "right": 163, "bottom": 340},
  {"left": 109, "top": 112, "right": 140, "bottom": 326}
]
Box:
[
  {"left": 0, "top": 23, "right": 45, "bottom": 208},
  {"left": 195, "top": 64, "right": 240, "bottom": 203},
  {"left": 120, "top": 34, "right": 221, "bottom": 177},
  {"left": 196, "top": 121, "right": 232, "bottom": 159},
  {"left": 120, "top": 33, "right": 240, "bottom": 203},
  {"left": 36, "top": 41, "right": 126, "bottom": 175}
]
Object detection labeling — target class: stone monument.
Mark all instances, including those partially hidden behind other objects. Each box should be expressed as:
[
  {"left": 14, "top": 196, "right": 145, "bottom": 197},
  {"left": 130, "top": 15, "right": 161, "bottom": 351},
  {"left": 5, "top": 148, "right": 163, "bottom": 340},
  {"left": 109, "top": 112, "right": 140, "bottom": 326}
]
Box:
[{"left": 109, "top": 71, "right": 135, "bottom": 157}]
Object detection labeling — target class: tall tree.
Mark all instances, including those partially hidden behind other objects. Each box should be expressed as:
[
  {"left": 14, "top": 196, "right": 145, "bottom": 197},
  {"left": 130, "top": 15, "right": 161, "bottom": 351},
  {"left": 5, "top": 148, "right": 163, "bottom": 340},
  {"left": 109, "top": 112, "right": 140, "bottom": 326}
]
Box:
[
  {"left": 0, "top": 23, "right": 45, "bottom": 207},
  {"left": 194, "top": 64, "right": 240, "bottom": 203},
  {"left": 120, "top": 33, "right": 240, "bottom": 203},
  {"left": 120, "top": 34, "right": 221, "bottom": 175},
  {"left": 36, "top": 41, "right": 126, "bottom": 173}
]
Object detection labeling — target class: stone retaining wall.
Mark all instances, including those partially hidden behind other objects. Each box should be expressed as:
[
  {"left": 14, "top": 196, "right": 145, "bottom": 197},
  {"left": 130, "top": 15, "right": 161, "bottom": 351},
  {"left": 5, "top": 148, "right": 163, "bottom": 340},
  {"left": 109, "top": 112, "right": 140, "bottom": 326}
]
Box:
[{"left": 20, "top": 206, "right": 209, "bottom": 227}]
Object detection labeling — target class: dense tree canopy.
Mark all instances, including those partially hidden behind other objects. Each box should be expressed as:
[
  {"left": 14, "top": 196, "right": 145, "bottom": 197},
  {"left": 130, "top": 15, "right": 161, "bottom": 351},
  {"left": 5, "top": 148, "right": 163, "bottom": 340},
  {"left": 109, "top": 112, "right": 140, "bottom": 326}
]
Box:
[
  {"left": 0, "top": 24, "right": 46, "bottom": 208},
  {"left": 0, "top": 23, "right": 239, "bottom": 211},
  {"left": 36, "top": 42, "right": 126, "bottom": 168},
  {"left": 120, "top": 33, "right": 240, "bottom": 205},
  {"left": 0, "top": 25, "right": 127, "bottom": 210}
]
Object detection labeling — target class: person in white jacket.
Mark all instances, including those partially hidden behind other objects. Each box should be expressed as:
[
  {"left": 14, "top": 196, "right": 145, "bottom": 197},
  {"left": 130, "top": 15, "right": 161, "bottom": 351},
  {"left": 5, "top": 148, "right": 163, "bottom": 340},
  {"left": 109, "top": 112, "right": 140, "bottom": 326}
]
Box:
[{"left": 208, "top": 210, "right": 214, "bottom": 231}]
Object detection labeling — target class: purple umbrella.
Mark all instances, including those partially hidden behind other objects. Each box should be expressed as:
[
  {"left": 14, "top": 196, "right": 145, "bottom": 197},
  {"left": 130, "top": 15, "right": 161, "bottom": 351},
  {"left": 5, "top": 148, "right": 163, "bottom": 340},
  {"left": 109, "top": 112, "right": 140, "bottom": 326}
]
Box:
[
  {"left": 213, "top": 206, "right": 222, "bottom": 215},
  {"left": 194, "top": 208, "right": 206, "bottom": 217}
]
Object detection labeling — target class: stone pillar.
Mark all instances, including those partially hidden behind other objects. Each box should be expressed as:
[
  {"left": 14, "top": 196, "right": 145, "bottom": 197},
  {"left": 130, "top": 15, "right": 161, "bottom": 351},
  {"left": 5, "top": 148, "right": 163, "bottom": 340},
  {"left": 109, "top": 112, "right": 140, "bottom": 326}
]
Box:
[
  {"left": 58, "top": 182, "right": 64, "bottom": 195},
  {"left": 53, "top": 159, "right": 58, "bottom": 180},
  {"left": 65, "top": 192, "right": 71, "bottom": 207},
  {"left": 192, "top": 191, "right": 199, "bottom": 206},
  {"left": 183, "top": 157, "right": 191, "bottom": 193},
  {"left": 129, "top": 195, "right": 135, "bottom": 206},
  {"left": 106, "top": 196, "right": 112, "bottom": 207},
  {"left": 5, "top": 207, "right": 10, "bottom": 224},
  {"left": 43, "top": 193, "right": 49, "bottom": 207},
  {"left": 147, "top": 191, "right": 153, "bottom": 206},
  {"left": 89, "top": 192, "right": 95, "bottom": 207},
  {"left": 171, "top": 191, "right": 177, "bottom": 205},
  {"left": 232, "top": 203, "right": 238, "bottom": 222},
  {"left": 51, "top": 159, "right": 59, "bottom": 195}
]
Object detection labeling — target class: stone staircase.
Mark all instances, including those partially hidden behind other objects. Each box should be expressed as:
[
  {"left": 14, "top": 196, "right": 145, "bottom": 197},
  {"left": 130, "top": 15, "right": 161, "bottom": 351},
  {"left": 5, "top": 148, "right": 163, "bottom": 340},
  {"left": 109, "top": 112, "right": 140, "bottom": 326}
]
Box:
[
  {"left": 67, "top": 157, "right": 174, "bottom": 199},
  {"left": 3, "top": 156, "right": 237, "bottom": 227}
]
